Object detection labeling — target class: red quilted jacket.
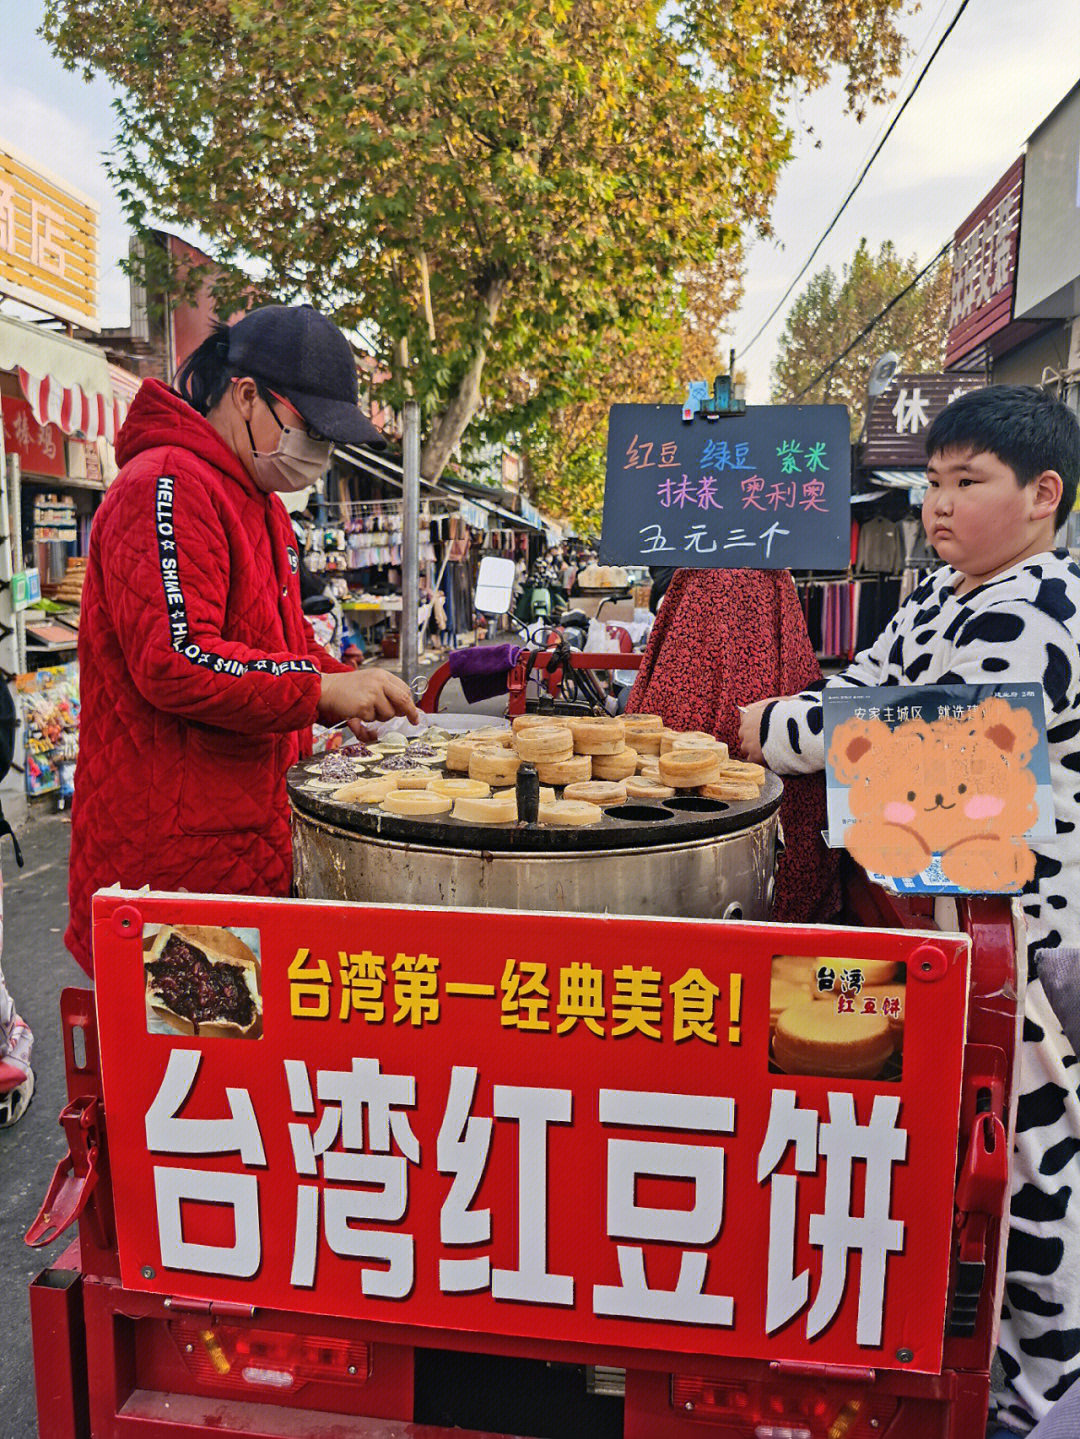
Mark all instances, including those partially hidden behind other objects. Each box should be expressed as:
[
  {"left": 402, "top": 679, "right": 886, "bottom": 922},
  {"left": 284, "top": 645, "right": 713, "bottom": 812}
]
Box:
[{"left": 66, "top": 379, "right": 351, "bottom": 974}]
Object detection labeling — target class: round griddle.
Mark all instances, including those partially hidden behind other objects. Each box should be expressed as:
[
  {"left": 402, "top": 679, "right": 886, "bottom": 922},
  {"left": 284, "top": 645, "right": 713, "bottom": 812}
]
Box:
[{"left": 287, "top": 763, "right": 783, "bottom": 853}]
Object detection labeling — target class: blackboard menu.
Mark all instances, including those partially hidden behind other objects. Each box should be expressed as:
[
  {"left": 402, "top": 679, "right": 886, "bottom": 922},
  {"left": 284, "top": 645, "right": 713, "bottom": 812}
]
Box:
[{"left": 600, "top": 404, "right": 851, "bottom": 571}]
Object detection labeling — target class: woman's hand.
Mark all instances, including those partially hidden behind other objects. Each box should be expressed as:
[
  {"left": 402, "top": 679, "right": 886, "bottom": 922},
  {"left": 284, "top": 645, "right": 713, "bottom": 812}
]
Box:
[
  {"left": 737, "top": 699, "right": 772, "bottom": 765},
  {"left": 318, "top": 669, "right": 420, "bottom": 737}
]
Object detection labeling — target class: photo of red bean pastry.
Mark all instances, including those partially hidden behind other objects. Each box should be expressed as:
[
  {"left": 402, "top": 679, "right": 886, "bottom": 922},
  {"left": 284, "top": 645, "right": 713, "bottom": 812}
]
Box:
[{"left": 144, "top": 925, "right": 263, "bottom": 1039}]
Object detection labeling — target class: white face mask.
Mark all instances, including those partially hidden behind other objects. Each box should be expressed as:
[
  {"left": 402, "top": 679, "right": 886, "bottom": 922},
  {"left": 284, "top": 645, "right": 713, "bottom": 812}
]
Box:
[{"left": 246, "top": 399, "right": 334, "bottom": 493}]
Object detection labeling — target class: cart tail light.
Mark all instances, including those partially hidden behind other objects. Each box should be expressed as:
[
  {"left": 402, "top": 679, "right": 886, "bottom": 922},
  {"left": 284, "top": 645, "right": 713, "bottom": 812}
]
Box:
[
  {"left": 171, "top": 1318, "right": 370, "bottom": 1393},
  {"left": 671, "top": 1374, "right": 891, "bottom": 1435}
]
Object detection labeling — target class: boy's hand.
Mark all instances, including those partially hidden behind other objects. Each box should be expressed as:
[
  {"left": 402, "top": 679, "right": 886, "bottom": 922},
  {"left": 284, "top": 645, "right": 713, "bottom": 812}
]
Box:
[
  {"left": 318, "top": 669, "right": 420, "bottom": 737},
  {"left": 737, "top": 699, "right": 772, "bottom": 765}
]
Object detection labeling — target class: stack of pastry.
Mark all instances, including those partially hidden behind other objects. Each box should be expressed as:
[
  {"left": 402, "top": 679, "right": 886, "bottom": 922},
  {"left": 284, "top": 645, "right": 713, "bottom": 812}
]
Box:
[
  {"left": 444, "top": 727, "right": 514, "bottom": 772},
  {"left": 578, "top": 564, "right": 628, "bottom": 589},
  {"left": 305, "top": 712, "right": 771, "bottom": 828},
  {"left": 54, "top": 557, "right": 88, "bottom": 607},
  {"left": 628, "top": 726, "right": 770, "bottom": 800}
]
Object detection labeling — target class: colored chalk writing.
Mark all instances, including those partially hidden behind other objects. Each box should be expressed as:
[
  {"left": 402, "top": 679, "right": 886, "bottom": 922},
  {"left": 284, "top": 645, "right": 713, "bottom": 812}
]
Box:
[{"left": 602, "top": 404, "right": 850, "bottom": 571}]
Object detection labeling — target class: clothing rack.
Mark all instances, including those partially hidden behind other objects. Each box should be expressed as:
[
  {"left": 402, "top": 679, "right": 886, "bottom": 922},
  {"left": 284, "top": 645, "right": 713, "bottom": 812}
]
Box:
[
  {"left": 790, "top": 572, "right": 852, "bottom": 586},
  {"left": 315, "top": 496, "right": 457, "bottom": 514},
  {"left": 792, "top": 571, "right": 903, "bottom": 665},
  {"left": 787, "top": 500, "right": 943, "bottom": 664}
]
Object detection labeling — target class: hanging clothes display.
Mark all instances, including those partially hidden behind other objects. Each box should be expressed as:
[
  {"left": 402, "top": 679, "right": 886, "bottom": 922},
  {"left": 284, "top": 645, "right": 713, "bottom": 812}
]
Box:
[
  {"left": 792, "top": 495, "right": 936, "bottom": 663},
  {"left": 291, "top": 485, "right": 458, "bottom": 658}
]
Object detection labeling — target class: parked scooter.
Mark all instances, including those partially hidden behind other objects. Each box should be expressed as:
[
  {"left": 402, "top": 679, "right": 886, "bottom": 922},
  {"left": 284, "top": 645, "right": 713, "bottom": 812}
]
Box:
[
  {"left": 467, "top": 557, "right": 616, "bottom": 710},
  {"left": 515, "top": 578, "right": 567, "bottom": 629}
]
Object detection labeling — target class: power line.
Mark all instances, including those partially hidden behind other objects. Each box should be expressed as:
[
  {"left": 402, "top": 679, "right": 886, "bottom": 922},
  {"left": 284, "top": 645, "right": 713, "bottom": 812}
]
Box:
[
  {"left": 792, "top": 237, "right": 952, "bottom": 400},
  {"left": 740, "top": 0, "right": 973, "bottom": 359},
  {"left": 848, "top": 0, "right": 952, "bottom": 174}
]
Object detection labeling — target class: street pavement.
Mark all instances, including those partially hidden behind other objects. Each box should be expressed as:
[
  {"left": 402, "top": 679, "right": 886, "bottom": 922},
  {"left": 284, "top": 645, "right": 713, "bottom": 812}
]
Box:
[{"left": 0, "top": 810, "right": 86, "bottom": 1439}]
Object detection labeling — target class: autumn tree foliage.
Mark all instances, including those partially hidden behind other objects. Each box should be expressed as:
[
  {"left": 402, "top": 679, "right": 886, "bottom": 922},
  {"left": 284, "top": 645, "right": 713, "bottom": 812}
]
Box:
[
  {"left": 44, "top": 0, "right": 913, "bottom": 504},
  {"left": 771, "top": 238, "right": 951, "bottom": 438},
  {"left": 523, "top": 258, "right": 744, "bottom": 533}
]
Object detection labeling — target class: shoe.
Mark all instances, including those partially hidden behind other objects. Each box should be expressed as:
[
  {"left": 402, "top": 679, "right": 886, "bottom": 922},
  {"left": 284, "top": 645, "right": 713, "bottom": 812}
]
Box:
[
  {"left": 0, "top": 1018, "right": 33, "bottom": 1082},
  {"left": 0, "top": 1066, "right": 34, "bottom": 1127},
  {"left": 0, "top": 1058, "right": 28, "bottom": 1089}
]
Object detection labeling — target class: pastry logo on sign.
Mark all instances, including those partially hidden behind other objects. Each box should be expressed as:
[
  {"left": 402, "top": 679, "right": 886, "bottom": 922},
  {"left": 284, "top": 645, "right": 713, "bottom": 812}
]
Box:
[
  {"left": 769, "top": 955, "right": 905, "bottom": 1083},
  {"left": 823, "top": 685, "right": 1053, "bottom": 894},
  {"left": 144, "top": 924, "right": 263, "bottom": 1040}
]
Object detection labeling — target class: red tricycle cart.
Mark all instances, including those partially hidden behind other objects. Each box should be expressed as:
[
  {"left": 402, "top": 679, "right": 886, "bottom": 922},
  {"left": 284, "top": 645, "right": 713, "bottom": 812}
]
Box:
[{"left": 26, "top": 654, "right": 1021, "bottom": 1439}]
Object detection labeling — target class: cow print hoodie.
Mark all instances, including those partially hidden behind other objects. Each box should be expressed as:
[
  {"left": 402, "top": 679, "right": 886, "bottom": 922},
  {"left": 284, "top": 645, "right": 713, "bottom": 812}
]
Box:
[{"left": 759, "top": 549, "right": 1080, "bottom": 1433}]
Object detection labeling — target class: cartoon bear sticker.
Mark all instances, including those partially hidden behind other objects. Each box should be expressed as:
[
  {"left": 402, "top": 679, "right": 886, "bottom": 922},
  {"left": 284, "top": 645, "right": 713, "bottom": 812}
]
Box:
[{"left": 828, "top": 697, "right": 1038, "bottom": 891}]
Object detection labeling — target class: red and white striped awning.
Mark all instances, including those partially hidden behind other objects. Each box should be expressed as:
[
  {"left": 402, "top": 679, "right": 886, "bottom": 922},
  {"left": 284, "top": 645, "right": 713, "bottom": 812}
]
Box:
[
  {"left": 1, "top": 312, "right": 135, "bottom": 447},
  {"left": 17, "top": 366, "right": 131, "bottom": 445}
]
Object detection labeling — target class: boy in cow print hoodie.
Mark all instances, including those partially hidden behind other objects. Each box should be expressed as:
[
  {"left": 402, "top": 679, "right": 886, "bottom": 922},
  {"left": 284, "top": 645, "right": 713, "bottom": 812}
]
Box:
[{"left": 739, "top": 387, "right": 1080, "bottom": 1435}]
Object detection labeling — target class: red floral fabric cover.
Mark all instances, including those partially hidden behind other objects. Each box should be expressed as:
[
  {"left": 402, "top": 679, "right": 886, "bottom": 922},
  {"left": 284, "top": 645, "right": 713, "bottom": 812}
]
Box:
[{"left": 627, "top": 568, "right": 840, "bottom": 923}]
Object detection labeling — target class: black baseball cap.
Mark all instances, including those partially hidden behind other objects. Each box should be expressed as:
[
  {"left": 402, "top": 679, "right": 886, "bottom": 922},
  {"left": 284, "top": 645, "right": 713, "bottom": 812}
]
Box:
[{"left": 227, "top": 304, "right": 386, "bottom": 449}]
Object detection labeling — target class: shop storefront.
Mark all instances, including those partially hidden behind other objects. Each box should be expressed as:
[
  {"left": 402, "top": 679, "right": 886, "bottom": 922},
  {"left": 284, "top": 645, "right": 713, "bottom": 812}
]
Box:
[
  {"left": 313, "top": 444, "right": 549, "bottom": 655},
  {"left": 0, "top": 314, "right": 134, "bottom": 804},
  {"left": 1012, "top": 80, "right": 1080, "bottom": 411},
  {"left": 300, "top": 445, "right": 461, "bottom": 659},
  {"left": 944, "top": 148, "right": 1065, "bottom": 394},
  {"left": 944, "top": 83, "right": 1080, "bottom": 547},
  {"left": 1, "top": 139, "right": 137, "bottom": 811}
]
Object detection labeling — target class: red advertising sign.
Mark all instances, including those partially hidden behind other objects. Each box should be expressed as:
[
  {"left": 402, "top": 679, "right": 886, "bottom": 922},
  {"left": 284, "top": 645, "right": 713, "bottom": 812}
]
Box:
[
  {"left": 92, "top": 892, "right": 970, "bottom": 1375},
  {"left": 1, "top": 392, "right": 65, "bottom": 477},
  {"left": 945, "top": 158, "right": 1024, "bottom": 369}
]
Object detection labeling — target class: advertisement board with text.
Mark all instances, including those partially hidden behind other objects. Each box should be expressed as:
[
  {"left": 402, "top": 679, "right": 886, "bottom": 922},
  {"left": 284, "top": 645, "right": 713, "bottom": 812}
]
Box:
[
  {"left": 600, "top": 404, "right": 851, "bottom": 571},
  {"left": 1, "top": 393, "right": 66, "bottom": 478},
  {"left": 93, "top": 892, "right": 970, "bottom": 1375},
  {"left": 824, "top": 684, "right": 1052, "bottom": 895},
  {"left": 0, "top": 140, "right": 99, "bottom": 329}
]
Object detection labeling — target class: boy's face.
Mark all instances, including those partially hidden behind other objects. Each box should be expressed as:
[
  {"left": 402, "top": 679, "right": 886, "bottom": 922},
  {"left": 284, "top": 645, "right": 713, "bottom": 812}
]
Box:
[{"left": 922, "top": 445, "right": 1057, "bottom": 578}]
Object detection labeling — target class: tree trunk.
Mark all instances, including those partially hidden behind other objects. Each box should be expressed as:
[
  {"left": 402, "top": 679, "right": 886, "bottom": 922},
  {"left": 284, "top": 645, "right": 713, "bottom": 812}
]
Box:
[{"left": 421, "top": 275, "right": 507, "bottom": 482}]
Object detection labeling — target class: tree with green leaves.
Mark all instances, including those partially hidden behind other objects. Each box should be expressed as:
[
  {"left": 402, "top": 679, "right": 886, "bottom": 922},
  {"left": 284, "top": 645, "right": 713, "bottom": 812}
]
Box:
[
  {"left": 523, "top": 256, "right": 743, "bottom": 532},
  {"left": 770, "top": 238, "right": 951, "bottom": 437},
  {"left": 45, "top": 0, "right": 912, "bottom": 487}
]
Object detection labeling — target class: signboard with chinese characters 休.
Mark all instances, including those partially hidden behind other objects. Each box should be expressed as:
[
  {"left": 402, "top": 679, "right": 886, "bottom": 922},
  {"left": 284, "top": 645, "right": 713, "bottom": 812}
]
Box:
[
  {"left": 93, "top": 891, "right": 970, "bottom": 1375},
  {"left": 824, "top": 684, "right": 1053, "bottom": 895},
  {"left": 0, "top": 140, "right": 99, "bottom": 330},
  {"left": 600, "top": 404, "right": 851, "bottom": 571},
  {"left": 863, "top": 374, "right": 984, "bottom": 470},
  {"left": 1, "top": 394, "right": 66, "bottom": 478}
]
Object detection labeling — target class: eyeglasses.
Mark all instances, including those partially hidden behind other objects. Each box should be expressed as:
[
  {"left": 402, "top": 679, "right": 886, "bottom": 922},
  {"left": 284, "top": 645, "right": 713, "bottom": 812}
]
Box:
[
  {"left": 230, "top": 377, "right": 335, "bottom": 449},
  {"left": 266, "top": 389, "right": 334, "bottom": 449}
]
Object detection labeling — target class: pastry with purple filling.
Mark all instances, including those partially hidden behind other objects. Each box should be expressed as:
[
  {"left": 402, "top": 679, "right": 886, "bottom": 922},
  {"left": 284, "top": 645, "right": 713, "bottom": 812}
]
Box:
[{"left": 145, "top": 925, "right": 262, "bottom": 1038}]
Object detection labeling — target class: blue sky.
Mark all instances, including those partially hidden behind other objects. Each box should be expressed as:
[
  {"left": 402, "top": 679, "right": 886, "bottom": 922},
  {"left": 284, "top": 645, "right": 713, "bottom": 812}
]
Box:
[{"left": 2, "top": 0, "right": 1078, "bottom": 398}]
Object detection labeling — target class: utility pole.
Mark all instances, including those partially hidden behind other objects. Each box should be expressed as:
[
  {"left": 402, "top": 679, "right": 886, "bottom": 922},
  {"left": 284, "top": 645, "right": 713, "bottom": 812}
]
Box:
[
  {"left": 0, "top": 438, "right": 26, "bottom": 829},
  {"left": 401, "top": 399, "right": 420, "bottom": 687}
]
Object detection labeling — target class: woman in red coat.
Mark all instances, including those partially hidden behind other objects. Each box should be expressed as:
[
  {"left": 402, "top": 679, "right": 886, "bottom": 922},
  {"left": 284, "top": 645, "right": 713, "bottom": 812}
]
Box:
[{"left": 67, "top": 305, "right": 418, "bottom": 973}]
